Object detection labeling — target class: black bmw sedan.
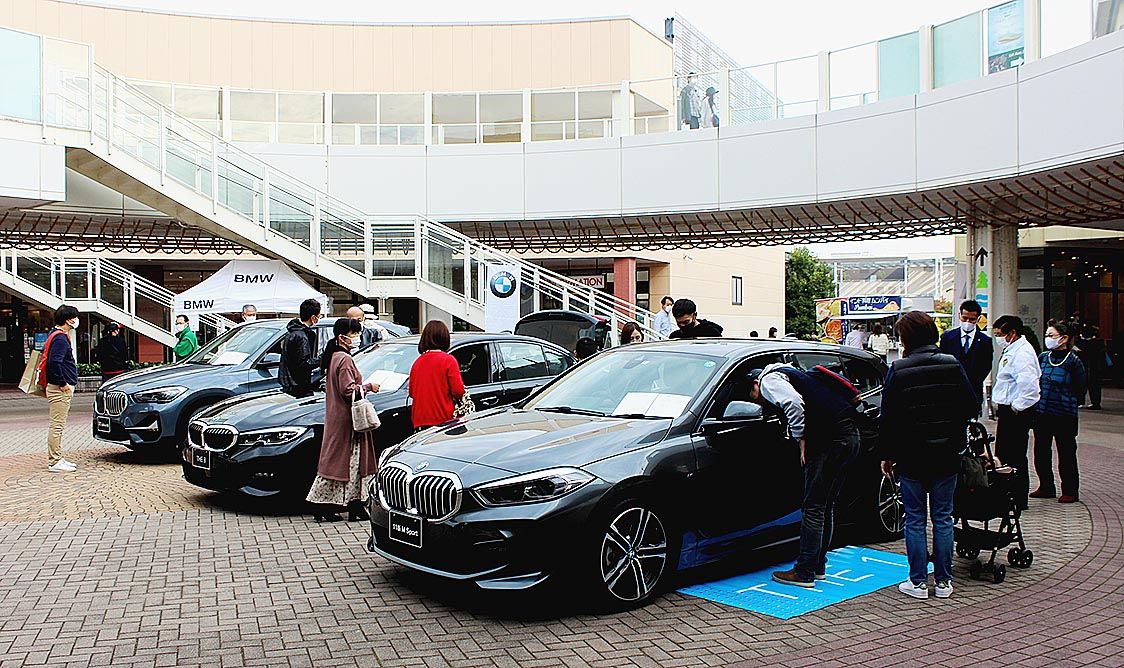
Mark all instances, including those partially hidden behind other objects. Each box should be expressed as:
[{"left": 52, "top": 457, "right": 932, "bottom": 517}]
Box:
[
  {"left": 181, "top": 333, "right": 574, "bottom": 497},
  {"left": 368, "top": 339, "right": 903, "bottom": 608}
]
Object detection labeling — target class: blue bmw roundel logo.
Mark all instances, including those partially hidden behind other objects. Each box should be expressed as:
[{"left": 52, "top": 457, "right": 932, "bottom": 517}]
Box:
[{"left": 489, "top": 271, "right": 517, "bottom": 298}]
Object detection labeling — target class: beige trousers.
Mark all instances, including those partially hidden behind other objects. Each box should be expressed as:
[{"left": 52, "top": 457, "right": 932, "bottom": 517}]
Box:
[{"left": 46, "top": 383, "right": 73, "bottom": 466}]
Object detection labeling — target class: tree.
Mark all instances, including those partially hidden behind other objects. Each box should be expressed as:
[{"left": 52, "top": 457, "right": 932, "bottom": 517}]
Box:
[{"left": 785, "top": 247, "right": 835, "bottom": 339}]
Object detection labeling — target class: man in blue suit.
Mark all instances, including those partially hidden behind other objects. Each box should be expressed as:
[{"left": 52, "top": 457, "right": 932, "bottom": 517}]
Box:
[{"left": 939, "top": 300, "right": 993, "bottom": 413}]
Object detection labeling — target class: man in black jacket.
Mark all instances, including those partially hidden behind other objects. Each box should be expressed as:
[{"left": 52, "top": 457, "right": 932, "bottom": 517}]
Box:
[
  {"left": 279, "top": 299, "right": 322, "bottom": 398},
  {"left": 668, "top": 299, "right": 724, "bottom": 339},
  {"left": 938, "top": 299, "right": 993, "bottom": 412},
  {"left": 881, "top": 311, "right": 978, "bottom": 601}
]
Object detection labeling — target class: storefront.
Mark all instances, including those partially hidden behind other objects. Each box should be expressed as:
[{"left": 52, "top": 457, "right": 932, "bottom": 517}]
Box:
[{"left": 1018, "top": 246, "right": 1124, "bottom": 345}]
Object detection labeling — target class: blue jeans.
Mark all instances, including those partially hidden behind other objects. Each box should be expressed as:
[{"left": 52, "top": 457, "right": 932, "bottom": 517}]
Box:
[
  {"left": 795, "top": 419, "right": 861, "bottom": 579},
  {"left": 900, "top": 473, "right": 957, "bottom": 585}
]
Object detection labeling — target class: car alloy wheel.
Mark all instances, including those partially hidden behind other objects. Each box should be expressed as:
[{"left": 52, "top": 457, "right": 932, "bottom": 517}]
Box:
[
  {"left": 599, "top": 506, "right": 669, "bottom": 602},
  {"left": 877, "top": 474, "right": 904, "bottom": 537}
]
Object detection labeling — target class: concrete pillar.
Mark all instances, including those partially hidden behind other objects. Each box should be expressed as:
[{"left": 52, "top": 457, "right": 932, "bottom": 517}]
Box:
[
  {"left": 919, "top": 25, "right": 934, "bottom": 92},
  {"left": 613, "top": 257, "right": 637, "bottom": 306},
  {"left": 990, "top": 224, "right": 1019, "bottom": 327}
]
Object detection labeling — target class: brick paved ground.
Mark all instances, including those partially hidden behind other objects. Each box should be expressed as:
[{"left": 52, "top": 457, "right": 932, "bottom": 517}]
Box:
[{"left": 0, "top": 386, "right": 1120, "bottom": 667}]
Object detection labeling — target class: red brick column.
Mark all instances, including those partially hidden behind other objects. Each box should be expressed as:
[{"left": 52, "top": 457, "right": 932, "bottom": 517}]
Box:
[{"left": 613, "top": 257, "right": 636, "bottom": 305}]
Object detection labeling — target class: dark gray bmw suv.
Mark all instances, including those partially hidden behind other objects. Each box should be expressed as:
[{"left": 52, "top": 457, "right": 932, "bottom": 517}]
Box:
[{"left": 92, "top": 319, "right": 336, "bottom": 450}]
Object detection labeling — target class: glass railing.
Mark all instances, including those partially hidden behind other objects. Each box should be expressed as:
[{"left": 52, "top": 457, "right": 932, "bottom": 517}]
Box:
[
  {"left": 0, "top": 248, "right": 236, "bottom": 340},
  {"left": 3, "top": 27, "right": 663, "bottom": 341},
  {"left": 64, "top": 0, "right": 1091, "bottom": 148}
]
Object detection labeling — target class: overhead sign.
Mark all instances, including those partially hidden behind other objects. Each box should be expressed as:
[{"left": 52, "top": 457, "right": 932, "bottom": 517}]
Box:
[
  {"left": 679, "top": 546, "right": 911, "bottom": 619},
  {"left": 988, "top": 0, "right": 1025, "bottom": 73},
  {"left": 571, "top": 275, "right": 606, "bottom": 290},
  {"left": 484, "top": 264, "right": 521, "bottom": 333}
]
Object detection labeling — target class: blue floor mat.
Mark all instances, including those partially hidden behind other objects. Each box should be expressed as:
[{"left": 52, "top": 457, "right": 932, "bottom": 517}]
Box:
[{"left": 678, "top": 546, "right": 911, "bottom": 619}]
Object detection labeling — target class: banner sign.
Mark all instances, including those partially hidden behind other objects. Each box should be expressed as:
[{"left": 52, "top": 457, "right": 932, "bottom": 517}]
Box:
[
  {"left": 988, "top": 0, "right": 1025, "bottom": 73},
  {"left": 484, "top": 264, "right": 521, "bottom": 333},
  {"left": 846, "top": 295, "right": 902, "bottom": 313},
  {"left": 815, "top": 297, "right": 848, "bottom": 343},
  {"left": 571, "top": 275, "right": 606, "bottom": 289}
]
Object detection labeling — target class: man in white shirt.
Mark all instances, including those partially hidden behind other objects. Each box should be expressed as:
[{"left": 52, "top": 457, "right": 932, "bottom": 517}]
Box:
[
  {"left": 844, "top": 324, "right": 866, "bottom": 349},
  {"left": 653, "top": 296, "right": 674, "bottom": 338},
  {"left": 991, "top": 315, "right": 1041, "bottom": 510}
]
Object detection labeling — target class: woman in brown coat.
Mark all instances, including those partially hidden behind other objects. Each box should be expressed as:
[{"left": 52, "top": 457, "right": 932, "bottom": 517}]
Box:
[{"left": 307, "top": 318, "right": 380, "bottom": 522}]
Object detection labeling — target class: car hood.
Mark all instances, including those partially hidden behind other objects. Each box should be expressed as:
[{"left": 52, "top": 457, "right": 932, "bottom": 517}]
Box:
[
  {"left": 392, "top": 408, "right": 671, "bottom": 475},
  {"left": 100, "top": 362, "right": 233, "bottom": 393},
  {"left": 198, "top": 387, "right": 409, "bottom": 429}
]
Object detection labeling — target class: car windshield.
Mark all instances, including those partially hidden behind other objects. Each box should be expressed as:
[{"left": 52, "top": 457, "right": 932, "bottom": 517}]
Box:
[
  {"left": 353, "top": 341, "right": 420, "bottom": 392},
  {"left": 526, "top": 349, "right": 721, "bottom": 418},
  {"left": 188, "top": 325, "right": 280, "bottom": 366}
]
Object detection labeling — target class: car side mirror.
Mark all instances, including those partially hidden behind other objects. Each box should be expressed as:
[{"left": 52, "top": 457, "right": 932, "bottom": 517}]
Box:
[
  {"left": 258, "top": 352, "right": 281, "bottom": 369},
  {"left": 700, "top": 401, "right": 765, "bottom": 438}
]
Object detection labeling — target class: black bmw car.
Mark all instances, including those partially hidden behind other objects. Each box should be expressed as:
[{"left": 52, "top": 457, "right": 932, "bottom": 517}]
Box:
[
  {"left": 181, "top": 333, "right": 575, "bottom": 497},
  {"left": 367, "top": 339, "right": 903, "bottom": 608}
]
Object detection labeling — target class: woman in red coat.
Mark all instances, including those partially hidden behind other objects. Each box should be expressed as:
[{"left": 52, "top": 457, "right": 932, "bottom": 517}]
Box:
[
  {"left": 307, "top": 318, "right": 380, "bottom": 522},
  {"left": 408, "top": 320, "right": 466, "bottom": 431}
]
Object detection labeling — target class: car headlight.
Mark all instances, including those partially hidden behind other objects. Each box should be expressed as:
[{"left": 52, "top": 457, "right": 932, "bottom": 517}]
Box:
[
  {"left": 472, "top": 467, "right": 595, "bottom": 507},
  {"left": 236, "top": 427, "right": 310, "bottom": 447},
  {"left": 131, "top": 386, "right": 188, "bottom": 403}
]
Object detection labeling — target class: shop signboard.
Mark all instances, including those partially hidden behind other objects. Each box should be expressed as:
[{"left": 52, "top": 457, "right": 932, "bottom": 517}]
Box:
[
  {"left": 571, "top": 275, "right": 606, "bottom": 289},
  {"left": 988, "top": 0, "right": 1025, "bottom": 73},
  {"left": 484, "top": 264, "right": 521, "bottom": 333},
  {"left": 846, "top": 295, "right": 902, "bottom": 314},
  {"left": 815, "top": 297, "right": 848, "bottom": 343}
]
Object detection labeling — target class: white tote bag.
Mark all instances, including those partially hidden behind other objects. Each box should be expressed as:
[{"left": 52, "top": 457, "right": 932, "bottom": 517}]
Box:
[{"left": 351, "top": 388, "right": 381, "bottom": 432}]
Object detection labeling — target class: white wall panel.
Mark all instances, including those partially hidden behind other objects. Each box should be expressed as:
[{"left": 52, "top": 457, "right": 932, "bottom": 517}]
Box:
[
  {"left": 425, "top": 144, "right": 524, "bottom": 220},
  {"left": 916, "top": 70, "right": 1019, "bottom": 188},
  {"left": 816, "top": 96, "right": 916, "bottom": 199},
  {"left": 1018, "top": 33, "right": 1124, "bottom": 171},
  {"left": 326, "top": 146, "right": 426, "bottom": 215},
  {"left": 0, "top": 138, "right": 64, "bottom": 201},
  {"left": 620, "top": 129, "right": 719, "bottom": 214},
  {"left": 718, "top": 117, "right": 817, "bottom": 208},
  {"left": 241, "top": 143, "right": 328, "bottom": 192},
  {"left": 524, "top": 138, "right": 620, "bottom": 217}
]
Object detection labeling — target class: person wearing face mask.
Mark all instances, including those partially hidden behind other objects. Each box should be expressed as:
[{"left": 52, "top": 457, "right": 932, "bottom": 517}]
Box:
[
  {"left": 279, "top": 299, "right": 322, "bottom": 398},
  {"left": 1031, "top": 323, "right": 1086, "bottom": 504},
  {"left": 41, "top": 305, "right": 81, "bottom": 473},
  {"left": 939, "top": 300, "right": 993, "bottom": 413},
  {"left": 654, "top": 296, "right": 675, "bottom": 338},
  {"left": 240, "top": 304, "right": 257, "bottom": 324},
  {"left": 668, "top": 298, "right": 724, "bottom": 339},
  {"left": 173, "top": 315, "right": 199, "bottom": 361},
  {"left": 991, "top": 315, "right": 1041, "bottom": 510},
  {"left": 306, "top": 317, "right": 381, "bottom": 522}
]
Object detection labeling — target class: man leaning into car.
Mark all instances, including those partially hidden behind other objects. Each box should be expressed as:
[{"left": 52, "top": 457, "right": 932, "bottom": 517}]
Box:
[
  {"left": 279, "top": 299, "right": 322, "bottom": 398},
  {"left": 747, "top": 364, "right": 862, "bottom": 588}
]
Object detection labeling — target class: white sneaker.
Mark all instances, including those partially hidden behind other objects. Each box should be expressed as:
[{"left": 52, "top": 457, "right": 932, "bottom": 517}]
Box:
[
  {"left": 898, "top": 580, "right": 928, "bottom": 599},
  {"left": 48, "top": 461, "right": 76, "bottom": 473},
  {"left": 59, "top": 458, "right": 77, "bottom": 469},
  {"left": 935, "top": 581, "right": 953, "bottom": 599}
]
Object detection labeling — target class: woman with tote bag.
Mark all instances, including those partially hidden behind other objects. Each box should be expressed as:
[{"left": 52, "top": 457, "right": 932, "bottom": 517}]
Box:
[{"left": 307, "top": 318, "right": 381, "bottom": 522}]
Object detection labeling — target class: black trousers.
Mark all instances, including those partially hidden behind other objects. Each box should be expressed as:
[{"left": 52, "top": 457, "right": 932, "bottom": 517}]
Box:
[
  {"left": 995, "top": 404, "right": 1032, "bottom": 510},
  {"left": 1087, "top": 369, "right": 1103, "bottom": 409},
  {"left": 1032, "top": 413, "right": 1079, "bottom": 498}
]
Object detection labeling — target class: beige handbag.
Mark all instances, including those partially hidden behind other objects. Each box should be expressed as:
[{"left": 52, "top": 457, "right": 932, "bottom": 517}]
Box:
[
  {"left": 351, "top": 388, "right": 381, "bottom": 432},
  {"left": 18, "top": 349, "right": 46, "bottom": 397}
]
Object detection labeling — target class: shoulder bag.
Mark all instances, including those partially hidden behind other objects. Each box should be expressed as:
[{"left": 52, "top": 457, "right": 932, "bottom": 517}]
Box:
[{"left": 351, "top": 387, "right": 381, "bottom": 432}]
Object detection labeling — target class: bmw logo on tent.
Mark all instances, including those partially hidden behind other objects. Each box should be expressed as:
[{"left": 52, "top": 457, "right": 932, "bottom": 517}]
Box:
[{"left": 489, "top": 270, "right": 517, "bottom": 299}]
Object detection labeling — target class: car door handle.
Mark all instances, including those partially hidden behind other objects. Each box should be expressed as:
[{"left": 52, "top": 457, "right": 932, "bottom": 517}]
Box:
[{"left": 478, "top": 395, "right": 499, "bottom": 407}]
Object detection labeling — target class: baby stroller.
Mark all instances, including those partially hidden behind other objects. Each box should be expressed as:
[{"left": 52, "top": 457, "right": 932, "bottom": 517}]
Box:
[{"left": 953, "top": 421, "right": 1033, "bottom": 584}]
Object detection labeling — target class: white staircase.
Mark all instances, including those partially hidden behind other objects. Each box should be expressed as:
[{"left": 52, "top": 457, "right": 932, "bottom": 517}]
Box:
[
  {"left": 0, "top": 30, "right": 660, "bottom": 340},
  {"left": 0, "top": 248, "right": 234, "bottom": 347}
]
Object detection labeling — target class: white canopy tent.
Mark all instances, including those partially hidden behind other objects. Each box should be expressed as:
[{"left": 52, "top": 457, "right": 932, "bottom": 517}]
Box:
[{"left": 174, "top": 260, "right": 329, "bottom": 322}]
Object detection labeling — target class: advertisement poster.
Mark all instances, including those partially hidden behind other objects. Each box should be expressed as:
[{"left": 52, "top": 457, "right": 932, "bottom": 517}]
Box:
[
  {"left": 988, "top": 0, "right": 1025, "bottom": 73},
  {"left": 484, "top": 264, "right": 521, "bottom": 333},
  {"left": 815, "top": 297, "right": 848, "bottom": 343}
]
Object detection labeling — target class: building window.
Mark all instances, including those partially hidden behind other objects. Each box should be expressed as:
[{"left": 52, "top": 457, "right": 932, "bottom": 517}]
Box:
[{"left": 732, "top": 276, "right": 743, "bottom": 306}]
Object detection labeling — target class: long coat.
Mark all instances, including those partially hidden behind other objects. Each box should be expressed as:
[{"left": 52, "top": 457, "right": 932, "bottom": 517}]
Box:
[{"left": 316, "top": 351, "right": 377, "bottom": 482}]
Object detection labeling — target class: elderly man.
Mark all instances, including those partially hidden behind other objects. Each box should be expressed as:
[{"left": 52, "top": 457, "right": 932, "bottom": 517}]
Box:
[
  {"left": 347, "top": 305, "right": 387, "bottom": 348},
  {"left": 241, "top": 304, "right": 257, "bottom": 323}
]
